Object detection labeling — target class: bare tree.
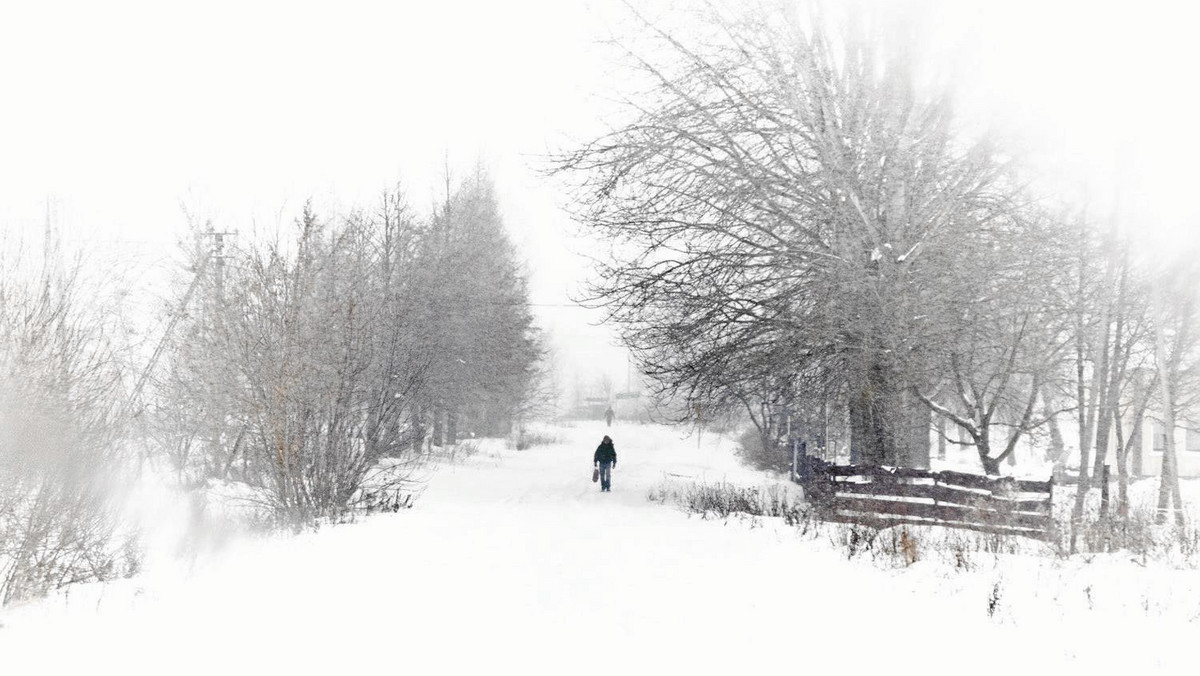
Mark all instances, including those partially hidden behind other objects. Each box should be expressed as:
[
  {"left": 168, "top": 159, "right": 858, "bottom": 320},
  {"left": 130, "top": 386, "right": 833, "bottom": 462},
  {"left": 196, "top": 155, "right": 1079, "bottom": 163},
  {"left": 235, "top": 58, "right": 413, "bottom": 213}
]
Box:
[
  {"left": 0, "top": 246, "right": 131, "bottom": 604},
  {"left": 555, "top": 1, "right": 1052, "bottom": 469},
  {"left": 157, "top": 202, "right": 430, "bottom": 523},
  {"left": 1148, "top": 255, "right": 1200, "bottom": 525},
  {"left": 155, "top": 176, "right": 543, "bottom": 524}
]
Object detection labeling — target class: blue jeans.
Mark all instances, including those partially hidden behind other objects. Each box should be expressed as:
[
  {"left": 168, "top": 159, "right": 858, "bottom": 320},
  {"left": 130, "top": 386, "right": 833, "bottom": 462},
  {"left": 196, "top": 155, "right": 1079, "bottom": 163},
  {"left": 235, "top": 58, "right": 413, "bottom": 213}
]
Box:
[{"left": 599, "top": 461, "right": 613, "bottom": 490}]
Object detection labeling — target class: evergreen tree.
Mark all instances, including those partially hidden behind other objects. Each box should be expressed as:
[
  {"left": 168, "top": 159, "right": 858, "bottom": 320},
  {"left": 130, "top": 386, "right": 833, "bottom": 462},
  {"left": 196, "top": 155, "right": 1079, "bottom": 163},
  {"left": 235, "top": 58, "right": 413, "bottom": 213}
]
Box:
[{"left": 414, "top": 170, "right": 544, "bottom": 440}]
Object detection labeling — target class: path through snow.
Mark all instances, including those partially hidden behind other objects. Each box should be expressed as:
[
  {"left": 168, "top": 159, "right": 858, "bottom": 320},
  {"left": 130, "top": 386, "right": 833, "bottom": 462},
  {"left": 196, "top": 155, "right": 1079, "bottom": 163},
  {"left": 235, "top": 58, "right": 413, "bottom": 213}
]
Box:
[{"left": 0, "top": 422, "right": 1193, "bottom": 674}]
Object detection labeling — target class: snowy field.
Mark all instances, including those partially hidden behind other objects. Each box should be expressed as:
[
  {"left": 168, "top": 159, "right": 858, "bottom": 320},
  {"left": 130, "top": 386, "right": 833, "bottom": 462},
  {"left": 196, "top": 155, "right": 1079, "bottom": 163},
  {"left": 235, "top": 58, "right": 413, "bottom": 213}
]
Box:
[{"left": 2, "top": 422, "right": 1197, "bottom": 674}]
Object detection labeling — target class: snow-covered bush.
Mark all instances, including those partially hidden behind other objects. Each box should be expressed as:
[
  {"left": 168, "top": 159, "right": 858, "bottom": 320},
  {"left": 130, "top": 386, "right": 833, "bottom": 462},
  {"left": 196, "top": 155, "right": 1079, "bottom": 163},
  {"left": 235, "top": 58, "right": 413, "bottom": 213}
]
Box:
[
  {"left": 511, "top": 426, "right": 558, "bottom": 451},
  {"left": 1059, "top": 480, "right": 1200, "bottom": 567},
  {"left": 649, "top": 480, "right": 806, "bottom": 524},
  {"left": 153, "top": 207, "right": 429, "bottom": 526},
  {"left": 354, "top": 458, "right": 424, "bottom": 514},
  {"left": 0, "top": 252, "right": 133, "bottom": 604},
  {"left": 734, "top": 426, "right": 790, "bottom": 474}
]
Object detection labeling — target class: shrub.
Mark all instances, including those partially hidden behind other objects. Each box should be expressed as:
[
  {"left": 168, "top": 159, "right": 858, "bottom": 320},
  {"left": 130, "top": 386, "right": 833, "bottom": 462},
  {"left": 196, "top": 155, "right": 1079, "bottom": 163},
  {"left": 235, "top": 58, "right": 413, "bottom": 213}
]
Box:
[
  {"left": 511, "top": 427, "right": 558, "bottom": 451},
  {"left": 427, "top": 439, "right": 481, "bottom": 464},
  {"left": 648, "top": 480, "right": 808, "bottom": 525},
  {"left": 734, "top": 427, "right": 790, "bottom": 474},
  {"left": 1060, "top": 482, "right": 1200, "bottom": 567},
  {"left": 354, "top": 457, "right": 426, "bottom": 515},
  {"left": 158, "top": 212, "right": 429, "bottom": 527},
  {"left": 0, "top": 253, "right": 132, "bottom": 604}
]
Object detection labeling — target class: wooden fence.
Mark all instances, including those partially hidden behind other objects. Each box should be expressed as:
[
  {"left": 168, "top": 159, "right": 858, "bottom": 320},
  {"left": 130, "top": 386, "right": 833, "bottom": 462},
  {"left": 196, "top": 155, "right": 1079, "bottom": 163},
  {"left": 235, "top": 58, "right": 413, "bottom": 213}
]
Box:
[{"left": 802, "top": 463, "right": 1055, "bottom": 540}]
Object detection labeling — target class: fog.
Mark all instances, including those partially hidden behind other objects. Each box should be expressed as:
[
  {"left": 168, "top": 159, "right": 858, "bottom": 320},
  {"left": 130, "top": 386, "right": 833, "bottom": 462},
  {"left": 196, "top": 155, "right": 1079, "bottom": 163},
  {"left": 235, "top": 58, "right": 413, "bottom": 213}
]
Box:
[{"left": 2, "top": 2, "right": 1196, "bottom": 392}]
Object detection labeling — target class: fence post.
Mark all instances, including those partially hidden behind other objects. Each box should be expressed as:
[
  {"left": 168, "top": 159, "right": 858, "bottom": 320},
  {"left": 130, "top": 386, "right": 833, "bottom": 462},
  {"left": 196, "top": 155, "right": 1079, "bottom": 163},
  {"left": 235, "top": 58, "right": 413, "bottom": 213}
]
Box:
[
  {"left": 1099, "top": 464, "right": 1111, "bottom": 517},
  {"left": 792, "top": 437, "right": 799, "bottom": 482}
]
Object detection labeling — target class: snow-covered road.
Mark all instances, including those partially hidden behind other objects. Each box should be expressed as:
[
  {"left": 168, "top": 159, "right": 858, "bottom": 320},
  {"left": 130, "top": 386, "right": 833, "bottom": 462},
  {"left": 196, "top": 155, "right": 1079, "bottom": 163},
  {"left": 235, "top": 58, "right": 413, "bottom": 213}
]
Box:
[{"left": 1, "top": 423, "right": 1194, "bottom": 674}]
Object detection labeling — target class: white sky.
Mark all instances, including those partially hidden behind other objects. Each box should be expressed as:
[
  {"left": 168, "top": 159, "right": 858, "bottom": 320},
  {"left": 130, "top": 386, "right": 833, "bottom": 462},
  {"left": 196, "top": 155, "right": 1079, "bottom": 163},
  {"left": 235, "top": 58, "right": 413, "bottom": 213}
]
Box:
[
  {"left": 928, "top": 0, "right": 1200, "bottom": 252},
  {"left": 1, "top": 0, "right": 1198, "bottom": 393}
]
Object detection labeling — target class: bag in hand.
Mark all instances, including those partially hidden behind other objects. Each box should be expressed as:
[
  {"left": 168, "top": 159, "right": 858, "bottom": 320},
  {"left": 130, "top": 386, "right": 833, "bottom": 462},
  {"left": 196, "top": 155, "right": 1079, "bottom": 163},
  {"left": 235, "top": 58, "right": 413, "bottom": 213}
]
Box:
[{"left": 592, "top": 467, "right": 600, "bottom": 483}]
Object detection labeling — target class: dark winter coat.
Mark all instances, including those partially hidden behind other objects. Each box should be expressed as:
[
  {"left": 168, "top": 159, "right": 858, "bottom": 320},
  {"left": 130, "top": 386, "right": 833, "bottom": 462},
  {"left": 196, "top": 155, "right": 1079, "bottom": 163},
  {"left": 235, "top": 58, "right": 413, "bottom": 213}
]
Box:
[{"left": 594, "top": 441, "right": 617, "bottom": 467}]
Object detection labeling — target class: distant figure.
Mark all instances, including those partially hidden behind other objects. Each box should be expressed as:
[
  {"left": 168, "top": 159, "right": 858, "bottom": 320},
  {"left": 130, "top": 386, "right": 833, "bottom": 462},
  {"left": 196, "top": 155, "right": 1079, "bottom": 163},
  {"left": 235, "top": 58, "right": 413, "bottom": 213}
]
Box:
[
  {"left": 604, "top": 405, "right": 615, "bottom": 428},
  {"left": 594, "top": 435, "right": 617, "bottom": 492}
]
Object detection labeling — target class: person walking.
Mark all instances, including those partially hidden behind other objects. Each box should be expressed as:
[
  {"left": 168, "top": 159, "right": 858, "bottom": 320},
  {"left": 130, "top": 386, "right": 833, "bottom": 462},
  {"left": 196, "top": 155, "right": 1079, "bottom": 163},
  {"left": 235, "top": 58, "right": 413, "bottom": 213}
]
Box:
[
  {"left": 604, "top": 405, "right": 615, "bottom": 428},
  {"left": 594, "top": 435, "right": 617, "bottom": 492}
]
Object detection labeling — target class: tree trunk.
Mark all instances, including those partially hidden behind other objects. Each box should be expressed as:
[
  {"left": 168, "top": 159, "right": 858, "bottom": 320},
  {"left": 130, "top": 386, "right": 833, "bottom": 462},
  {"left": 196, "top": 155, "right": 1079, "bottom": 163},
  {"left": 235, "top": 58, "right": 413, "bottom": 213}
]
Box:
[
  {"left": 1072, "top": 229, "right": 1120, "bottom": 546},
  {"left": 410, "top": 409, "right": 427, "bottom": 452},
  {"left": 1129, "top": 415, "right": 1144, "bottom": 478},
  {"left": 1129, "top": 372, "right": 1149, "bottom": 478},
  {"left": 1093, "top": 243, "right": 1130, "bottom": 516},
  {"left": 1153, "top": 318, "right": 1184, "bottom": 526},
  {"left": 905, "top": 401, "right": 932, "bottom": 470},
  {"left": 978, "top": 436, "right": 999, "bottom": 476},
  {"left": 1077, "top": 316, "right": 1109, "bottom": 517},
  {"left": 1114, "top": 405, "right": 1129, "bottom": 519},
  {"left": 1042, "top": 389, "right": 1066, "bottom": 477},
  {"left": 1074, "top": 217, "right": 1091, "bottom": 481},
  {"left": 1089, "top": 363, "right": 1114, "bottom": 517},
  {"left": 848, "top": 358, "right": 928, "bottom": 468},
  {"left": 1099, "top": 464, "right": 1111, "bottom": 518},
  {"left": 848, "top": 361, "right": 888, "bottom": 465},
  {"left": 819, "top": 399, "right": 829, "bottom": 459},
  {"left": 936, "top": 415, "right": 947, "bottom": 461},
  {"left": 431, "top": 407, "right": 444, "bottom": 447}
]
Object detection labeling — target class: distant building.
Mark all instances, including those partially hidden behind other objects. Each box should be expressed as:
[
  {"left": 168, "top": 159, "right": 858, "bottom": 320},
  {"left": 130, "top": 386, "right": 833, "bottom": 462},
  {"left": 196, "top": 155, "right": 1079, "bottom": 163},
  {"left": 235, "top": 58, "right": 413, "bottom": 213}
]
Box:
[
  {"left": 1098, "top": 366, "right": 1200, "bottom": 479},
  {"left": 611, "top": 390, "right": 648, "bottom": 423},
  {"left": 1130, "top": 416, "right": 1200, "bottom": 478},
  {"left": 567, "top": 396, "right": 609, "bottom": 420},
  {"left": 564, "top": 390, "right": 649, "bottom": 423}
]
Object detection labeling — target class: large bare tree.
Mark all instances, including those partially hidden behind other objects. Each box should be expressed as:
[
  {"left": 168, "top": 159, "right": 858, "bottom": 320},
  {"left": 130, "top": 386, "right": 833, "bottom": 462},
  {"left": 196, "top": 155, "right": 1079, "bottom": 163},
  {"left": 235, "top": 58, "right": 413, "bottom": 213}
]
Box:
[{"left": 556, "top": 1, "right": 1040, "bottom": 469}]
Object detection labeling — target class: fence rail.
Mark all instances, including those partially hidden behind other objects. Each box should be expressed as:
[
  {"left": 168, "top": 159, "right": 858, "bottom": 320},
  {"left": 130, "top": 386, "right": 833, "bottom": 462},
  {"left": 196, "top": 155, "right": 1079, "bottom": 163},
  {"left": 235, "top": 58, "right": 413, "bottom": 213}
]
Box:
[{"left": 800, "top": 461, "right": 1054, "bottom": 540}]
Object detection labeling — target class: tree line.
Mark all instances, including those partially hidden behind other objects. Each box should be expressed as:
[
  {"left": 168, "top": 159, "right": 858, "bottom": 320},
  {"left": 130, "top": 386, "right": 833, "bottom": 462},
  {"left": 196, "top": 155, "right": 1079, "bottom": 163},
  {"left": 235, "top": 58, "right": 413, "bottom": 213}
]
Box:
[
  {"left": 154, "top": 172, "right": 544, "bottom": 522},
  {"left": 0, "top": 170, "right": 544, "bottom": 603}
]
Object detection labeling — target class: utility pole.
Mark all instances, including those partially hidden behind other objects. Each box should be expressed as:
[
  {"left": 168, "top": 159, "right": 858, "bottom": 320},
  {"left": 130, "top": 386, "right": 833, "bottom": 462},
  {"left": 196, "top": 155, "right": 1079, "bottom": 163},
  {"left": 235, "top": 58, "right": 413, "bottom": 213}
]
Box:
[
  {"left": 127, "top": 227, "right": 233, "bottom": 415},
  {"left": 442, "top": 150, "right": 453, "bottom": 248},
  {"left": 42, "top": 196, "right": 62, "bottom": 293},
  {"left": 204, "top": 228, "right": 236, "bottom": 304},
  {"left": 789, "top": 409, "right": 797, "bottom": 481}
]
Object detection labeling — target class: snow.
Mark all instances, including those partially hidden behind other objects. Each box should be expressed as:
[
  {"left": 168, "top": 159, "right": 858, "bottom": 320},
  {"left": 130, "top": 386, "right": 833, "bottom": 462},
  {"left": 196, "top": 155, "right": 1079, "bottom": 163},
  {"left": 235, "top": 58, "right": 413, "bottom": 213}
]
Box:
[{"left": 2, "top": 422, "right": 1197, "bottom": 674}]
